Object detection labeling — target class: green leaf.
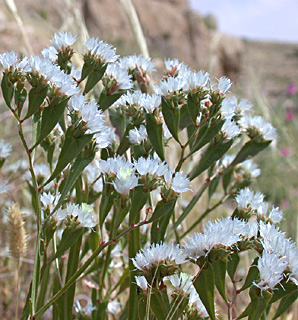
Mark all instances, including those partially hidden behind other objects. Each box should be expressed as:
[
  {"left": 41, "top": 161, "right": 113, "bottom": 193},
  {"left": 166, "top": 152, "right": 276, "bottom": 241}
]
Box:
[
  {"left": 161, "top": 97, "right": 180, "bottom": 143},
  {"left": 227, "top": 252, "right": 240, "bottom": 281},
  {"left": 272, "top": 290, "right": 298, "bottom": 319},
  {"left": 52, "top": 146, "right": 96, "bottom": 216},
  {"left": 231, "top": 140, "right": 271, "bottom": 166},
  {"left": 148, "top": 198, "right": 177, "bottom": 223},
  {"left": 98, "top": 92, "right": 123, "bottom": 111},
  {"left": 130, "top": 186, "right": 148, "bottom": 223},
  {"left": 240, "top": 257, "right": 259, "bottom": 292},
  {"left": 1, "top": 72, "right": 14, "bottom": 108},
  {"left": 237, "top": 286, "right": 272, "bottom": 320},
  {"left": 188, "top": 119, "right": 225, "bottom": 158},
  {"left": 222, "top": 167, "right": 233, "bottom": 193},
  {"left": 270, "top": 281, "right": 297, "bottom": 303},
  {"left": 20, "top": 282, "right": 32, "bottom": 320},
  {"left": 116, "top": 123, "right": 135, "bottom": 155},
  {"left": 186, "top": 92, "right": 199, "bottom": 124},
  {"left": 23, "top": 85, "right": 48, "bottom": 120},
  {"left": 193, "top": 263, "right": 216, "bottom": 320},
  {"left": 213, "top": 259, "right": 228, "bottom": 302},
  {"left": 32, "top": 97, "right": 69, "bottom": 149},
  {"left": 145, "top": 113, "right": 165, "bottom": 161},
  {"left": 150, "top": 288, "right": 170, "bottom": 320},
  {"left": 80, "top": 60, "right": 95, "bottom": 82},
  {"left": 109, "top": 107, "right": 126, "bottom": 139},
  {"left": 190, "top": 140, "right": 233, "bottom": 181},
  {"left": 49, "top": 227, "right": 83, "bottom": 262},
  {"left": 99, "top": 183, "right": 116, "bottom": 228},
  {"left": 208, "top": 175, "right": 220, "bottom": 200},
  {"left": 42, "top": 126, "right": 93, "bottom": 187},
  {"left": 83, "top": 63, "right": 107, "bottom": 94},
  {"left": 179, "top": 102, "right": 193, "bottom": 129}
]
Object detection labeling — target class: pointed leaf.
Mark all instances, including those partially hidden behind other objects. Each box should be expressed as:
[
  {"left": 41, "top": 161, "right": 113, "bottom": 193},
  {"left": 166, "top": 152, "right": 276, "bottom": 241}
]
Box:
[
  {"left": 213, "top": 259, "right": 228, "bottom": 302},
  {"left": 240, "top": 257, "right": 259, "bottom": 292},
  {"left": 272, "top": 290, "right": 298, "bottom": 319},
  {"left": 270, "top": 281, "right": 297, "bottom": 303},
  {"left": 23, "top": 85, "right": 48, "bottom": 120},
  {"left": 130, "top": 186, "right": 148, "bottom": 223},
  {"left": 231, "top": 140, "right": 271, "bottom": 166},
  {"left": 148, "top": 198, "right": 177, "bottom": 223},
  {"left": 32, "top": 97, "right": 69, "bottom": 148},
  {"left": 208, "top": 175, "right": 220, "bottom": 200},
  {"left": 150, "top": 288, "right": 170, "bottom": 320},
  {"left": 161, "top": 97, "right": 180, "bottom": 142},
  {"left": 1, "top": 72, "right": 14, "bottom": 108},
  {"left": 145, "top": 113, "right": 165, "bottom": 161},
  {"left": 186, "top": 92, "right": 199, "bottom": 124},
  {"left": 179, "top": 103, "right": 193, "bottom": 129},
  {"left": 190, "top": 140, "right": 233, "bottom": 181},
  {"left": 43, "top": 127, "right": 93, "bottom": 187},
  {"left": 83, "top": 63, "right": 107, "bottom": 94},
  {"left": 227, "top": 252, "right": 240, "bottom": 280},
  {"left": 193, "top": 263, "right": 216, "bottom": 320},
  {"left": 98, "top": 92, "right": 123, "bottom": 111},
  {"left": 116, "top": 123, "right": 135, "bottom": 155}
]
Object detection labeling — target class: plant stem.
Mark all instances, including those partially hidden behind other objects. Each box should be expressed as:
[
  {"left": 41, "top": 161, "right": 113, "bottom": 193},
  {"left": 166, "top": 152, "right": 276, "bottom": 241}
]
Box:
[{"left": 33, "top": 220, "right": 148, "bottom": 318}]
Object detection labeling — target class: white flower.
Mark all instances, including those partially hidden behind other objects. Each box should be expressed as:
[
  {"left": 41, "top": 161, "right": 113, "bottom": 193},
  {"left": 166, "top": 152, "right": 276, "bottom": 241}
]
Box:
[
  {"left": 74, "top": 300, "right": 96, "bottom": 315},
  {"left": 0, "top": 51, "right": 18, "bottom": 70},
  {"left": 154, "top": 77, "right": 188, "bottom": 96},
  {"left": 187, "top": 71, "right": 210, "bottom": 89},
  {"left": 41, "top": 46, "right": 58, "bottom": 61},
  {"left": 254, "top": 251, "right": 287, "bottom": 290},
  {"left": 221, "top": 118, "right": 240, "bottom": 140},
  {"left": 166, "top": 273, "right": 194, "bottom": 295},
  {"left": 0, "top": 140, "right": 12, "bottom": 158},
  {"left": 269, "top": 207, "right": 283, "bottom": 224},
  {"left": 105, "top": 63, "right": 133, "bottom": 91},
  {"left": 128, "top": 125, "right": 147, "bottom": 144},
  {"left": 94, "top": 126, "right": 116, "bottom": 148},
  {"left": 119, "top": 54, "right": 155, "bottom": 72},
  {"left": 132, "top": 242, "right": 187, "bottom": 271},
  {"left": 221, "top": 96, "right": 237, "bottom": 119},
  {"left": 97, "top": 155, "right": 133, "bottom": 175},
  {"left": 85, "top": 163, "right": 103, "bottom": 193},
  {"left": 237, "top": 99, "right": 253, "bottom": 114},
  {"left": 107, "top": 301, "right": 121, "bottom": 315},
  {"left": 112, "top": 167, "right": 139, "bottom": 195},
  {"left": 221, "top": 154, "right": 236, "bottom": 168},
  {"left": 133, "top": 156, "right": 159, "bottom": 176},
  {"left": 171, "top": 172, "right": 191, "bottom": 193},
  {"left": 239, "top": 160, "right": 261, "bottom": 178},
  {"left": 85, "top": 38, "right": 119, "bottom": 63},
  {"left": 135, "top": 275, "right": 149, "bottom": 290},
  {"left": 239, "top": 115, "right": 278, "bottom": 141},
  {"left": 41, "top": 192, "right": 60, "bottom": 211},
  {"left": 70, "top": 65, "right": 81, "bottom": 81},
  {"left": 142, "top": 93, "right": 161, "bottom": 113},
  {"left": 164, "top": 58, "right": 191, "bottom": 78},
  {"left": 184, "top": 217, "right": 255, "bottom": 261},
  {"left": 115, "top": 90, "right": 144, "bottom": 107},
  {"left": 50, "top": 32, "right": 78, "bottom": 50},
  {"left": 235, "top": 187, "right": 265, "bottom": 211},
  {"left": 217, "top": 76, "right": 232, "bottom": 93},
  {"left": 189, "top": 291, "right": 209, "bottom": 318}
]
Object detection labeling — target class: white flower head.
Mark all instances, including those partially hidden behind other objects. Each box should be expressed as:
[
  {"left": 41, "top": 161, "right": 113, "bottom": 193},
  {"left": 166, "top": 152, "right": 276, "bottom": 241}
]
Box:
[
  {"left": 142, "top": 93, "right": 161, "bottom": 113},
  {"left": 240, "top": 115, "right": 278, "bottom": 141},
  {"left": 167, "top": 272, "right": 194, "bottom": 295},
  {"left": 164, "top": 58, "right": 191, "bottom": 78},
  {"left": 189, "top": 291, "right": 209, "bottom": 318},
  {"left": 128, "top": 125, "right": 147, "bottom": 144},
  {"left": 187, "top": 71, "right": 210, "bottom": 89},
  {"left": 132, "top": 242, "right": 187, "bottom": 272},
  {"left": 112, "top": 167, "right": 138, "bottom": 195},
  {"left": 154, "top": 77, "right": 188, "bottom": 96},
  {"left": 235, "top": 187, "right": 265, "bottom": 211},
  {"left": 41, "top": 46, "right": 58, "bottom": 61},
  {"left": 0, "top": 140, "right": 12, "bottom": 158},
  {"left": 50, "top": 32, "right": 78, "bottom": 50},
  {"left": 239, "top": 160, "right": 261, "bottom": 178},
  {"left": 221, "top": 118, "right": 241, "bottom": 140},
  {"left": 0, "top": 51, "right": 18, "bottom": 70},
  {"left": 85, "top": 38, "right": 119, "bottom": 63},
  {"left": 254, "top": 251, "right": 288, "bottom": 290},
  {"left": 105, "top": 62, "right": 133, "bottom": 91},
  {"left": 217, "top": 76, "right": 232, "bottom": 93},
  {"left": 107, "top": 301, "right": 121, "bottom": 315},
  {"left": 120, "top": 54, "right": 155, "bottom": 72},
  {"left": 171, "top": 172, "right": 191, "bottom": 194},
  {"left": 135, "top": 275, "right": 149, "bottom": 290}
]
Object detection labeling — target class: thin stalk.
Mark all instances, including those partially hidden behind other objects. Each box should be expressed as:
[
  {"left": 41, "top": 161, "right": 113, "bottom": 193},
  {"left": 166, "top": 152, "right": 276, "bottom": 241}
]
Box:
[
  {"left": 145, "top": 265, "right": 159, "bottom": 320},
  {"left": 180, "top": 195, "right": 228, "bottom": 238},
  {"left": 166, "top": 182, "right": 209, "bottom": 239},
  {"left": 15, "top": 259, "right": 21, "bottom": 320},
  {"left": 33, "top": 220, "right": 148, "bottom": 318}
]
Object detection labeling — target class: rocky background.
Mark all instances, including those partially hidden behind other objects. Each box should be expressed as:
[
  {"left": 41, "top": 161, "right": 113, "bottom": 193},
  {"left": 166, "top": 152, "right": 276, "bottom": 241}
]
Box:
[{"left": 0, "top": 0, "right": 298, "bottom": 103}]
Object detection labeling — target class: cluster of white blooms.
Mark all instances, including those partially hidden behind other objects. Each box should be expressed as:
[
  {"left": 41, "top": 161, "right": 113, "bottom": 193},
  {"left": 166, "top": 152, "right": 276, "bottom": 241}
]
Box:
[
  {"left": 104, "top": 62, "right": 133, "bottom": 91},
  {"left": 41, "top": 46, "right": 58, "bottom": 61},
  {"left": 54, "top": 202, "right": 97, "bottom": 228},
  {"left": 50, "top": 32, "right": 78, "bottom": 50},
  {"left": 154, "top": 76, "right": 188, "bottom": 96},
  {"left": 258, "top": 221, "right": 298, "bottom": 286},
  {"left": 239, "top": 114, "right": 278, "bottom": 141},
  {"left": 0, "top": 140, "right": 12, "bottom": 158},
  {"left": 41, "top": 192, "right": 60, "bottom": 212},
  {"left": 0, "top": 51, "right": 28, "bottom": 71},
  {"left": 164, "top": 58, "right": 191, "bottom": 78},
  {"left": 221, "top": 118, "right": 241, "bottom": 140},
  {"left": 217, "top": 76, "right": 232, "bottom": 94},
  {"left": 27, "top": 55, "right": 80, "bottom": 96},
  {"left": 97, "top": 155, "right": 190, "bottom": 195},
  {"left": 235, "top": 187, "right": 265, "bottom": 212},
  {"left": 85, "top": 37, "right": 119, "bottom": 63},
  {"left": 221, "top": 96, "right": 252, "bottom": 118},
  {"left": 132, "top": 242, "right": 187, "bottom": 271},
  {"left": 128, "top": 125, "right": 147, "bottom": 144},
  {"left": 186, "top": 70, "right": 210, "bottom": 89},
  {"left": 119, "top": 54, "right": 155, "bottom": 73},
  {"left": 184, "top": 217, "right": 258, "bottom": 261}
]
